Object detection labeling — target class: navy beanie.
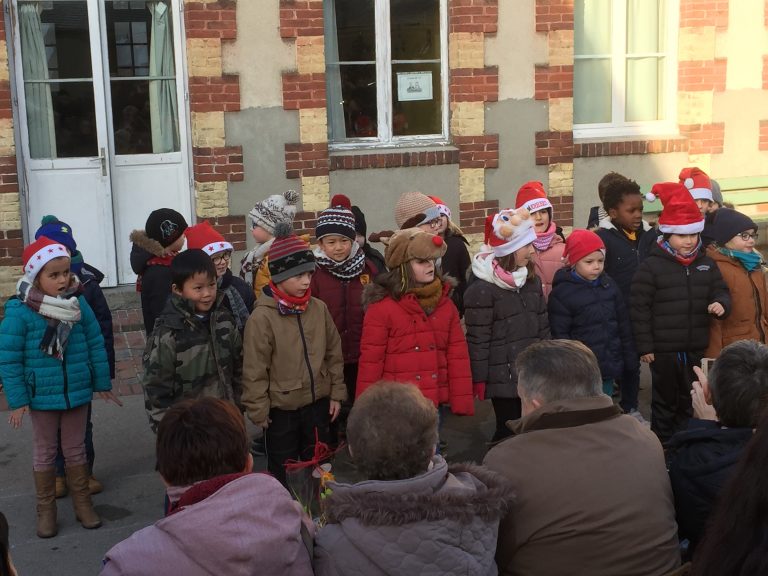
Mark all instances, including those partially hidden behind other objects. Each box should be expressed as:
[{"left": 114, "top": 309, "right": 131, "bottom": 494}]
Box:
[
  {"left": 35, "top": 215, "right": 76, "bottom": 253},
  {"left": 711, "top": 208, "right": 757, "bottom": 246}
]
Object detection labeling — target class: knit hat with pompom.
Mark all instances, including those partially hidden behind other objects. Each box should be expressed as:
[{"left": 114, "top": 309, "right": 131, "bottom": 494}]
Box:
[
  {"left": 249, "top": 190, "right": 300, "bottom": 236},
  {"left": 315, "top": 194, "right": 357, "bottom": 241},
  {"left": 268, "top": 221, "right": 316, "bottom": 283}
]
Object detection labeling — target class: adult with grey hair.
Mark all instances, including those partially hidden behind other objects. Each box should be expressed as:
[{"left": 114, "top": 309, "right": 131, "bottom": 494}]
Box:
[
  {"left": 667, "top": 339, "right": 768, "bottom": 557},
  {"left": 314, "top": 382, "right": 515, "bottom": 576},
  {"left": 483, "top": 339, "right": 680, "bottom": 576}
]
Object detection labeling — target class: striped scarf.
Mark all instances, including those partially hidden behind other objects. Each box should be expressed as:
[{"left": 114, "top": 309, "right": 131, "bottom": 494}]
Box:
[
  {"left": 533, "top": 221, "right": 558, "bottom": 252},
  {"left": 313, "top": 243, "right": 366, "bottom": 280},
  {"left": 657, "top": 236, "right": 701, "bottom": 266},
  {"left": 16, "top": 276, "right": 81, "bottom": 359}
]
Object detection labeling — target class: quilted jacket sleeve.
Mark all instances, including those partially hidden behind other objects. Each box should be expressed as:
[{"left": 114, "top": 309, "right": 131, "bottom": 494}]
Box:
[
  {"left": 83, "top": 281, "right": 115, "bottom": 378},
  {"left": 546, "top": 287, "right": 573, "bottom": 340},
  {"left": 630, "top": 261, "right": 656, "bottom": 356},
  {"left": 356, "top": 302, "right": 389, "bottom": 398},
  {"left": 323, "top": 304, "right": 347, "bottom": 403},
  {"left": 241, "top": 309, "right": 274, "bottom": 424},
  {"left": 0, "top": 305, "right": 29, "bottom": 409},
  {"left": 536, "top": 280, "right": 551, "bottom": 340},
  {"left": 80, "top": 298, "right": 111, "bottom": 392},
  {"left": 446, "top": 305, "right": 474, "bottom": 416},
  {"left": 463, "top": 282, "right": 494, "bottom": 385}
]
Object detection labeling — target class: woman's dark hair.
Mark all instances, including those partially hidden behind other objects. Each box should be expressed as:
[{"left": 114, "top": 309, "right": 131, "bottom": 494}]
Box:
[
  {"left": 691, "top": 407, "right": 768, "bottom": 575},
  {"left": 171, "top": 248, "right": 216, "bottom": 289},
  {"left": 157, "top": 398, "right": 249, "bottom": 486}
]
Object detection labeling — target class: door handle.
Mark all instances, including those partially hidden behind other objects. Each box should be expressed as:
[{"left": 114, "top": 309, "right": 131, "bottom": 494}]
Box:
[{"left": 99, "top": 147, "right": 107, "bottom": 177}]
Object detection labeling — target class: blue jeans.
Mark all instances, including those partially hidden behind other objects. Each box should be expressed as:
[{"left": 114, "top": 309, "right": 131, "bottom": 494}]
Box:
[{"left": 55, "top": 402, "right": 94, "bottom": 476}]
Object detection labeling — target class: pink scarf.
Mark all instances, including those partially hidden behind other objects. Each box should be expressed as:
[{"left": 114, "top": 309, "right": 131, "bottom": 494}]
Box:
[{"left": 533, "top": 222, "right": 558, "bottom": 252}]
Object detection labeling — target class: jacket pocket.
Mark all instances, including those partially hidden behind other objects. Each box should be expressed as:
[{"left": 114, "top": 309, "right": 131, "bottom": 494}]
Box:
[
  {"left": 271, "top": 378, "right": 303, "bottom": 394},
  {"left": 26, "top": 372, "right": 36, "bottom": 398}
]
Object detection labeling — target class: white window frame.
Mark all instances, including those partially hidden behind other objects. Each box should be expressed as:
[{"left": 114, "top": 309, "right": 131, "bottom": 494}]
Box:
[
  {"left": 573, "top": 0, "right": 679, "bottom": 140},
  {"left": 326, "top": 0, "right": 449, "bottom": 150}
]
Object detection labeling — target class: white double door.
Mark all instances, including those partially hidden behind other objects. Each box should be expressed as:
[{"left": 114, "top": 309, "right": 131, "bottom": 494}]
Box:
[{"left": 11, "top": 0, "right": 192, "bottom": 286}]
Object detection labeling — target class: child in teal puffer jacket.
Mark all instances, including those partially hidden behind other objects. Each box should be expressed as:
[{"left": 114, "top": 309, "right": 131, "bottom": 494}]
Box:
[{"left": 1, "top": 236, "right": 120, "bottom": 539}]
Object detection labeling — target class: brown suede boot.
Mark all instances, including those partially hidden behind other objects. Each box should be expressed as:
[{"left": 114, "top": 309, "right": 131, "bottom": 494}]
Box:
[
  {"left": 65, "top": 464, "right": 101, "bottom": 529},
  {"left": 55, "top": 475, "right": 68, "bottom": 498},
  {"left": 33, "top": 469, "right": 58, "bottom": 538}
]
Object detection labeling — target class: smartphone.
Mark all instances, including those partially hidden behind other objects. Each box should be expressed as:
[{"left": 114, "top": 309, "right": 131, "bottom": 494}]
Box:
[{"left": 701, "top": 357, "right": 715, "bottom": 378}]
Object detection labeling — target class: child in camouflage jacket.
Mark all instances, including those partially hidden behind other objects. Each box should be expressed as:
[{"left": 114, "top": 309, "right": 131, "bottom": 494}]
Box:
[{"left": 142, "top": 250, "right": 243, "bottom": 432}]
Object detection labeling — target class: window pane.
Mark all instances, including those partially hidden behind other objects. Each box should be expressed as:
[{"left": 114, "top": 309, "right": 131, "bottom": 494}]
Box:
[
  {"left": 575, "top": 0, "right": 611, "bottom": 55},
  {"left": 627, "top": 0, "right": 663, "bottom": 54},
  {"left": 327, "top": 64, "right": 378, "bottom": 140},
  {"left": 331, "top": 0, "right": 375, "bottom": 62},
  {"left": 626, "top": 57, "right": 663, "bottom": 121},
  {"left": 26, "top": 1, "right": 93, "bottom": 79},
  {"left": 392, "top": 63, "right": 441, "bottom": 136},
  {"left": 50, "top": 82, "right": 99, "bottom": 157},
  {"left": 390, "top": 0, "right": 440, "bottom": 61},
  {"left": 574, "top": 58, "right": 612, "bottom": 124},
  {"left": 111, "top": 80, "right": 152, "bottom": 154}
]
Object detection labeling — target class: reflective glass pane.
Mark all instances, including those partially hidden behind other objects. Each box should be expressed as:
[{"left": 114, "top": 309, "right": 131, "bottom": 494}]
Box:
[
  {"left": 574, "top": 58, "right": 612, "bottom": 124},
  {"left": 18, "top": 1, "right": 97, "bottom": 158},
  {"left": 626, "top": 57, "right": 663, "bottom": 121},
  {"left": 627, "top": 0, "right": 663, "bottom": 54},
  {"left": 390, "top": 0, "right": 440, "bottom": 61},
  {"left": 575, "top": 0, "right": 612, "bottom": 55},
  {"left": 106, "top": 1, "right": 179, "bottom": 153},
  {"left": 392, "top": 62, "right": 441, "bottom": 136},
  {"left": 330, "top": 0, "right": 375, "bottom": 62},
  {"left": 327, "top": 64, "right": 378, "bottom": 140}
]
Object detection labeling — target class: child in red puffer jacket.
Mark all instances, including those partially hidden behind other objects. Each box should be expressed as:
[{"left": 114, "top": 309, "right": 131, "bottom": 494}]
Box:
[{"left": 356, "top": 228, "right": 474, "bottom": 416}]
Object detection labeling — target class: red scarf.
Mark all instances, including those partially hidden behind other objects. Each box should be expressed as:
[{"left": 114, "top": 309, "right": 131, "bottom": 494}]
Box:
[
  {"left": 167, "top": 472, "right": 250, "bottom": 516},
  {"left": 269, "top": 281, "right": 311, "bottom": 314}
]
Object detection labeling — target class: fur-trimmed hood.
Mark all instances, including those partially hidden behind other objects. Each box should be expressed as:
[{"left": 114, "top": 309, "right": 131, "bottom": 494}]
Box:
[
  {"left": 130, "top": 229, "right": 174, "bottom": 275},
  {"left": 313, "top": 457, "right": 514, "bottom": 576}
]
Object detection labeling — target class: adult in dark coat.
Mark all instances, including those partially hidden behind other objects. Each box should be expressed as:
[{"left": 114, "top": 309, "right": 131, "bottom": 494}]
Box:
[{"left": 667, "top": 340, "right": 768, "bottom": 557}]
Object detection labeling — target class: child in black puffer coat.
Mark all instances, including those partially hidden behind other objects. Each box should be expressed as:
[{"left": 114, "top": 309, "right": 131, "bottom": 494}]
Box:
[{"left": 548, "top": 230, "right": 637, "bottom": 398}]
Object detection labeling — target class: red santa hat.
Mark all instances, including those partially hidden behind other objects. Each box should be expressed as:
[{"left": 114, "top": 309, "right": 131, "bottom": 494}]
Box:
[
  {"left": 23, "top": 236, "right": 70, "bottom": 282},
  {"left": 184, "top": 221, "right": 233, "bottom": 256},
  {"left": 678, "top": 167, "right": 713, "bottom": 202},
  {"left": 563, "top": 229, "right": 605, "bottom": 266},
  {"left": 484, "top": 208, "right": 537, "bottom": 257},
  {"left": 646, "top": 182, "right": 704, "bottom": 234},
  {"left": 427, "top": 195, "right": 452, "bottom": 220},
  {"left": 515, "top": 181, "right": 553, "bottom": 215}
]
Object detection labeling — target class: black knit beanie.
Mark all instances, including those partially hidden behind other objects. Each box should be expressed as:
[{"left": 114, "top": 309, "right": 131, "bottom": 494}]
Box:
[
  {"left": 711, "top": 208, "right": 756, "bottom": 246},
  {"left": 351, "top": 205, "right": 367, "bottom": 237},
  {"left": 145, "top": 208, "right": 188, "bottom": 247}
]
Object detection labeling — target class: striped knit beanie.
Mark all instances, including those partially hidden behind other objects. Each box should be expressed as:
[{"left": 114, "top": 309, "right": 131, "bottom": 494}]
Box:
[
  {"left": 249, "top": 190, "right": 300, "bottom": 236},
  {"left": 268, "top": 222, "right": 316, "bottom": 283},
  {"left": 316, "top": 194, "right": 356, "bottom": 241}
]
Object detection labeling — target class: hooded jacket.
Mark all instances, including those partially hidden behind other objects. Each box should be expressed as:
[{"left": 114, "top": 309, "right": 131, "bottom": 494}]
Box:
[
  {"left": 314, "top": 457, "right": 515, "bottom": 576},
  {"left": 356, "top": 280, "right": 474, "bottom": 415},
  {"left": 310, "top": 258, "right": 379, "bottom": 364},
  {"left": 705, "top": 246, "right": 767, "bottom": 357},
  {"left": 0, "top": 295, "right": 112, "bottom": 411},
  {"left": 483, "top": 395, "right": 680, "bottom": 576},
  {"left": 596, "top": 220, "right": 659, "bottom": 302},
  {"left": 531, "top": 234, "right": 565, "bottom": 301},
  {"left": 142, "top": 294, "right": 243, "bottom": 431},
  {"left": 130, "top": 229, "right": 176, "bottom": 333},
  {"left": 100, "top": 473, "right": 313, "bottom": 576},
  {"left": 630, "top": 242, "right": 731, "bottom": 355},
  {"left": 464, "top": 256, "right": 550, "bottom": 399},
  {"left": 667, "top": 420, "right": 754, "bottom": 554},
  {"left": 548, "top": 268, "right": 637, "bottom": 380},
  {"left": 241, "top": 294, "right": 347, "bottom": 425}
]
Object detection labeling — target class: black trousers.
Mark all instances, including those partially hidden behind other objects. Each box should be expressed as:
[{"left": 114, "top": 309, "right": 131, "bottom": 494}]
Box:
[
  {"left": 265, "top": 397, "right": 331, "bottom": 486},
  {"left": 329, "top": 363, "right": 358, "bottom": 445},
  {"left": 491, "top": 397, "right": 522, "bottom": 442},
  {"left": 650, "top": 352, "right": 701, "bottom": 445}
]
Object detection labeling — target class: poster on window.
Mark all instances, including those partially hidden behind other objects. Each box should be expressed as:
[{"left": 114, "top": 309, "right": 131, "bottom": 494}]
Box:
[{"left": 397, "top": 71, "right": 433, "bottom": 102}]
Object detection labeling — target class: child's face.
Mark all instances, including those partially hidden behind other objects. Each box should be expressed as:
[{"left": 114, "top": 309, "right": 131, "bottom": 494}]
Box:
[
  {"left": 436, "top": 215, "right": 448, "bottom": 235},
  {"left": 318, "top": 235, "right": 353, "bottom": 262},
  {"left": 417, "top": 218, "right": 442, "bottom": 234},
  {"left": 278, "top": 271, "right": 313, "bottom": 298},
  {"left": 668, "top": 233, "right": 699, "bottom": 253},
  {"left": 514, "top": 243, "right": 535, "bottom": 268},
  {"left": 574, "top": 250, "right": 605, "bottom": 281},
  {"left": 211, "top": 250, "right": 232, "bottom": 278},
  {"left": 173, "top": 272, "right": 217, "bottom": 313},
  {"left": 695, "top": 199, "right": 712, "bottom": 216},
  {"left": 410, "top": 258, "right": 436, "bottom": 284},
  {"left": 725, "top": 229, "right": 757, "bottom": 252},
  {"left": 531, "top": 209, "right": 551, "bottom": 233},
  {"left": 36, "top": 257, "right": 71, "bottom": 297},
  {"left": 608, "top": 194, "right": 643, "bottom": 231},
  {"left": 252, "top": 224, "right": 272, "bottom": 244}
]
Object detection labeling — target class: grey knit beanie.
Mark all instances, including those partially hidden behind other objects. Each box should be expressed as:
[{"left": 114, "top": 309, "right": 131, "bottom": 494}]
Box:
[{"left": 249, "top": 190, "right": 300, "bottom": 236}]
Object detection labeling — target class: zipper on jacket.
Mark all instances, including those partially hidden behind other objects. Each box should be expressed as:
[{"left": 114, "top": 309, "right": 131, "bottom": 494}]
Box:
[
  {"left": 62, "top": 357, "right": 71, "bottom": 410},
  {"left": 297, "top": 315, "right": 316, "bottom": 403}
]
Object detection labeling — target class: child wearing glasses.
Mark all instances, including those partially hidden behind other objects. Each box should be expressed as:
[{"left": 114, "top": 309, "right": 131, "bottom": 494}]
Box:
[
  {"left": 186, "top": 222, "right": 254, "bottom": 332},
  {"left": 705, "top": 208, "right": 767, "bottom": 358}
]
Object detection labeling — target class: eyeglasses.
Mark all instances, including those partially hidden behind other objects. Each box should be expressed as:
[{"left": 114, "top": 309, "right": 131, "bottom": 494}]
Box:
[
  {"left": 211, "top": 252, "right": 232, "bottom": 265},
  {"left": 738, "top": 232, "right": 759, "bottom": 242},
  {"left": 426, "top": 218, "right": 441, "bottom": 229}
]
